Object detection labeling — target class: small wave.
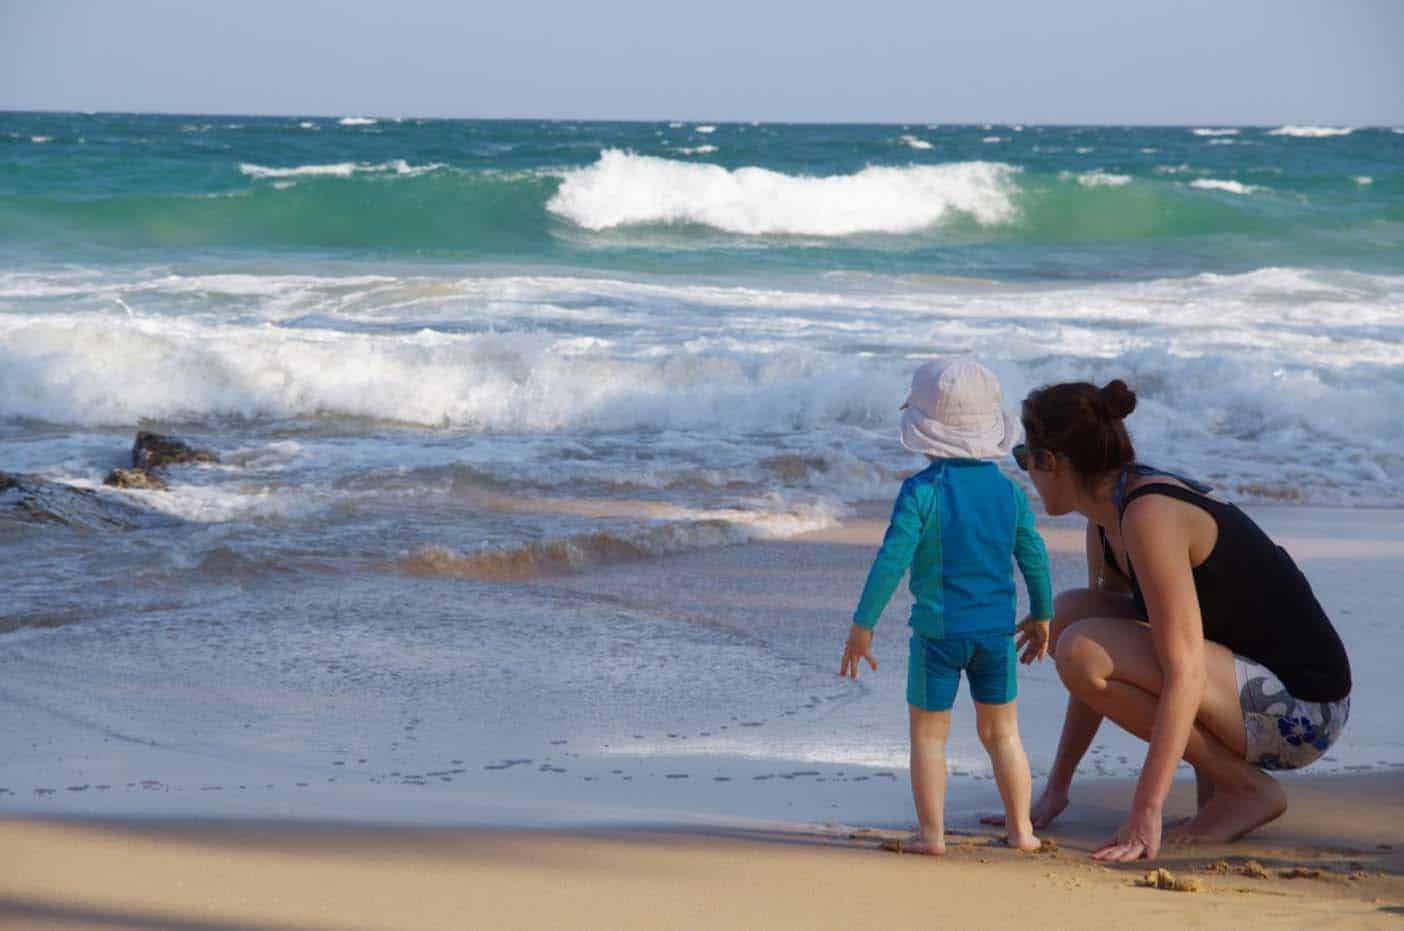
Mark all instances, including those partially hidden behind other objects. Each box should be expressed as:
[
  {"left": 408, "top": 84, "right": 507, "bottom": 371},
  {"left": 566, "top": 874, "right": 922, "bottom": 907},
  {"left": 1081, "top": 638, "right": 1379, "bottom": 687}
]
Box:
[
  {"left": 675, "top": 145, "right": 718, "bottom": 155},
  {"left": 239, "top": 160, "right": 444, "bottom": 179},
  {"left": 982, "top": 136, "right": 1002, "bottom": 143},
  {"left": 547, "top": 149, "right": 1020, "bottom": 235},
  {"left": 298, "top": 121, "right": 318, "bottom": 129},
  {"left": 395, "top": 522, "right": 748, "bottom": 581},
  {"left": 1191, "top": 128, "right": 1239, "bottom": 137},
  {"left": 1191, "top": 178, "right": 1261, "bottom": 195},
  {"left": 338, "top": 116, "right": 378, "bottom": 126},
  {"left": 1267, "top": 125, "right": 1353, "bottom": 138},
  {"left": 1208, "top": 138, "right": 1237, "bottom": 145},
  {"left": 1353, "top": 176, "right": 1373, "bottom": 186},
  {"left": 1063, "top": 170, "right": 1131, "bottom": 188},
  {"left": 30, "top": 136, "right": 51, "bottom": 143},
  {"left": 899, "top": 135, "right": 933, "bottom": 150},
  {"left": 695, "top": 125, "right": 717, "bottom": 134}
]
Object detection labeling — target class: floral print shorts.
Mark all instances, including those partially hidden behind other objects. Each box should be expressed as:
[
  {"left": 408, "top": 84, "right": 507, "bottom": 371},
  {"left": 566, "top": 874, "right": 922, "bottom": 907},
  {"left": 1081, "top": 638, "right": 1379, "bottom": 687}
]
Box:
[{"left": 1235, "top": 655, "right": 1349, "bottom": 771}]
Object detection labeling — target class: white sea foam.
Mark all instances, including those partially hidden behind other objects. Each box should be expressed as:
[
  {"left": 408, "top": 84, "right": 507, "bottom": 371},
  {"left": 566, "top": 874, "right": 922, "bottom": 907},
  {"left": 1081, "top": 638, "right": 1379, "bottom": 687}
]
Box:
[
  {"left": 1064, "top": 170, "right": 1132, "bottom": 188},
  {"left": 1191, "top": 178, "right": 1261, "bottom": 195},
  {"left": 899, "top": 134, "right": 933, "bottom": 150},
  {"left": 338, "top": 116, "right": 378, "bottom": 126},
  {"left": 4, "top": 267, "right": 1402, "bottom": 508},
  {"left": 547, "top": 150, "right": 1020, "bottom": 235},
  {"left": 695, "top": 125, "right": 716, "bottom": 134},
  {"left": 298, "top": 121, "right": 317, "bottom": 129},
  {"left": 1353, "top": 176, "right": 1373, "bottom": 185},
  {"left": 675, "top": 145, "right": 718, "bottom": 155},
  {"left": 1192, "top": 128, "right": 1239, "bottom": 137},
  {"left": 1208, "top": 138, "right": 1237, "bottom": 145},
  {"left": 982, "top": 136, "right": 1003, "bottom": 143},
  {"left": 668, "top": 121, "right": 683, "bottom": 128},
  {"left": 239, "top": 160, "right": 443, "bottom": 179},
  {"left": 1268, "top": 125, "right": 1354, "bottom": 138},
  {"left": 30, "top": 136, "right": 51, "bottom": 143},
  {"left": 1075, "top": 146, "right": 1094, "bottom": 154}
]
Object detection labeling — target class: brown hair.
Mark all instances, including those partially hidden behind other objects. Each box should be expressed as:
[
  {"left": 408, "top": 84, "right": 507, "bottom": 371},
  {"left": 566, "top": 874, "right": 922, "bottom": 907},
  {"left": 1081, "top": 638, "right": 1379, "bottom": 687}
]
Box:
[{"left": 1021, "top": 380, "right": 1137, "bottom": 479}]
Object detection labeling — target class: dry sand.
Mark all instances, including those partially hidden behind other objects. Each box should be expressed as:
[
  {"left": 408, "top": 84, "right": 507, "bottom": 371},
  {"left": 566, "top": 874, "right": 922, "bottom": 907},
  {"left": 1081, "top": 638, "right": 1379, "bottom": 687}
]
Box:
[{"left": 3, "top": 773, "right": 1401, "bottom": 931}]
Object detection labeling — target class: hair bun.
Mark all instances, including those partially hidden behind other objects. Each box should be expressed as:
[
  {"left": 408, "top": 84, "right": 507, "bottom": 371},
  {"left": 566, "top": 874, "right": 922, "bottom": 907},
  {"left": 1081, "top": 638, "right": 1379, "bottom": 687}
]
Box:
[{"left": 1099, "top": 380, "right": 1137, "bottom": 419}]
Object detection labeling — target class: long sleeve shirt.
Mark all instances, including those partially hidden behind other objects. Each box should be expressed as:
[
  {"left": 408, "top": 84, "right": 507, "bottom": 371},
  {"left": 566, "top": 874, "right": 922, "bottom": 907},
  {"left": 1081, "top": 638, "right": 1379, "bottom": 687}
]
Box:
[{"left": 852, "top": 459, "right": 1053, "bottom": 639}]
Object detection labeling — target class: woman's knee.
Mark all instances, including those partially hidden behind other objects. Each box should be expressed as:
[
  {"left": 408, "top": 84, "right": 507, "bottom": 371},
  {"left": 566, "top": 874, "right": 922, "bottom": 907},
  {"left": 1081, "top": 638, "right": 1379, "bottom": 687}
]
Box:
[
  {"left": 1050, "top": 588, "right": 1136, "bottom": 651},
  {"left": 1053, "top": 621, "right": 1110, "bottom": 697},
  {"left": 1049, "top": 589, "right": 1095, "bottom": 652}
]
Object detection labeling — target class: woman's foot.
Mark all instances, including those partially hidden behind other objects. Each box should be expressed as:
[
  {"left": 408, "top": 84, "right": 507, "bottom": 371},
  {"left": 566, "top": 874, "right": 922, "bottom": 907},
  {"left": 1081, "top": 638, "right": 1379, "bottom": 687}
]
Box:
[
  {"left": 980, "top": 787, "right": 1068, "bottom": 830},
  {"left": 1165, "top": 778, "right": 1287, "bottom": 845}
]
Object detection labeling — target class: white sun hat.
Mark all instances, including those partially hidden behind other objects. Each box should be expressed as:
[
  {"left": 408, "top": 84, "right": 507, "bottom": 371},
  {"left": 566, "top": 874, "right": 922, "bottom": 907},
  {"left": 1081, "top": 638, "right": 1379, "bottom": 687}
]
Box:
[{"left": 898, "top": 357, "right": 1019, "bottom": 460}]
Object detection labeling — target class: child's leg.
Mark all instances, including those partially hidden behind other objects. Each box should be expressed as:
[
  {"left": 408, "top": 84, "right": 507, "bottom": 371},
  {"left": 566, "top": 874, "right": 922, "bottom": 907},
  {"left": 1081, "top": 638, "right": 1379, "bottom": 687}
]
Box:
[
  {"left": 908, "top": 704, "right": 952, "bottom": 855},
  {"left": 974, "top": 699, "right": 1039, "bottom": 851}
]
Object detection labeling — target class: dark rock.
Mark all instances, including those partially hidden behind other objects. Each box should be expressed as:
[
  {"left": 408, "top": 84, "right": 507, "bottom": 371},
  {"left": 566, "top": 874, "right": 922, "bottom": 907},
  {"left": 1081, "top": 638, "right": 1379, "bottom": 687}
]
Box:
[
  {"left": 103, "top": 468, "right": 169, "bottom": 491},
  {"left": 0, "top": 471, "right": 159, "bottom": 529},
  {"left": 133, "top": 431, "right": 218, "bottom": 471}
]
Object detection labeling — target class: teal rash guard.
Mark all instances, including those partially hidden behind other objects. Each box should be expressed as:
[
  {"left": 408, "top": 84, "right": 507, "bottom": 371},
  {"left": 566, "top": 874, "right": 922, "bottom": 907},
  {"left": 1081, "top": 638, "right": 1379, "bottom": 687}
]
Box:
[{"left": 853, "top": 459, "right": 1054, "bottom": 639}]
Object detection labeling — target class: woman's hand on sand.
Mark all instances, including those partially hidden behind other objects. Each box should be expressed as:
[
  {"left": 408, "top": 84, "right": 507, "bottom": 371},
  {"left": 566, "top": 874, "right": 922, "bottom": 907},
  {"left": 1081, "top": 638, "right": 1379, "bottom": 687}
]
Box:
[
  {"left": 840, "top": 625, "right": 878, "bottom": 679},
  {"left": 1091, "top": 807, "right": 1161, "bottom": 862},
  {"left": 1016, "top": 618, "right": 1051, "bottom": 664},
  {"left": 980, "top": 785, "right": 1069, "bottom": 829}
]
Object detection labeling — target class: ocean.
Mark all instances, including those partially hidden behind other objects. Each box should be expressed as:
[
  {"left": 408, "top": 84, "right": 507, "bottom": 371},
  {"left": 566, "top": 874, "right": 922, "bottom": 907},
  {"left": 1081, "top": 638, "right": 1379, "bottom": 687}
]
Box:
[{"left": 1, "top": 113, "right": 1402, "bottom": 823}]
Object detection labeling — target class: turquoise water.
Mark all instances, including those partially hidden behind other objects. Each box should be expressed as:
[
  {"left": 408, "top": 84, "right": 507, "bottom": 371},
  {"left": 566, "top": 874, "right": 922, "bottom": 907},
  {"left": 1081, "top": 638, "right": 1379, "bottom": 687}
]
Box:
[{"left": 3, "top": 114, "right": 1401, "bottom": 279}]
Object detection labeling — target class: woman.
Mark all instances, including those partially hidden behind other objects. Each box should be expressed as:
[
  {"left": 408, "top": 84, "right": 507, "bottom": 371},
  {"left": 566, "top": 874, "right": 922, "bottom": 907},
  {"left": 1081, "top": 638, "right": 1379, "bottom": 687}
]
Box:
[{"left": 998, "top": 379, "right": 1351, "bottom": 862}]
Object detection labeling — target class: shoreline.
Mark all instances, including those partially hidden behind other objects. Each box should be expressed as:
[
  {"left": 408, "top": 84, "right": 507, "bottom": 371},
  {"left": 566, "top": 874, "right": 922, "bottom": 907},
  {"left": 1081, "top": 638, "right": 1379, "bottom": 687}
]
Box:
[{"left": 2, "top": 504, "right": 1401, "bottom": 927}]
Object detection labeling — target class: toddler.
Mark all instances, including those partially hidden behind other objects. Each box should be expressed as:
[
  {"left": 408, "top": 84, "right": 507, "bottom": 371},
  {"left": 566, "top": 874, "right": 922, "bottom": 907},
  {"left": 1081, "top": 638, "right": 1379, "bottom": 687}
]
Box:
[{"left": 840, "top": 357, "right": 1053, "bottom": 854}]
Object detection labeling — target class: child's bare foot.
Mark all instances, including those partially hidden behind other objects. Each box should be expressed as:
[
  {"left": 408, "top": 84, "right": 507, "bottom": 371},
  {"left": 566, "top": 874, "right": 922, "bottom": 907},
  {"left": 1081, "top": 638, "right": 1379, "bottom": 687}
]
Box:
[
  {"left": 904, "top": 836, "right": 947, "bottom": 856},
  {"left": 1002, "top": 830, "right": 1042, "bottom": 853},
  {"left": 884, "top": 832, "right": 946, "bottom": 856}
]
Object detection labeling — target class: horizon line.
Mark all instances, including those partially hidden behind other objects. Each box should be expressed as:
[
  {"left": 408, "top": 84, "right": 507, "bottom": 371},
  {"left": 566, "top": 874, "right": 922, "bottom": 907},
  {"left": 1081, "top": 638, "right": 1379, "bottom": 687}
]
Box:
[{"left": 0, "top": 107, "right": 1391, "bottom": 129}]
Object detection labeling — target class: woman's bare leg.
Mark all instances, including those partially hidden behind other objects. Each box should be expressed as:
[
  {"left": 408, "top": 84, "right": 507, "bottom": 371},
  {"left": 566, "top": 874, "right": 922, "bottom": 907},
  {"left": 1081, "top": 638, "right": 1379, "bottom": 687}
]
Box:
[
  {"left": 1056, "top": 618, "right": 1286, "bottom": 843},
  {"left": 907, "top": 705, "right": 951, "bottom": 855}
]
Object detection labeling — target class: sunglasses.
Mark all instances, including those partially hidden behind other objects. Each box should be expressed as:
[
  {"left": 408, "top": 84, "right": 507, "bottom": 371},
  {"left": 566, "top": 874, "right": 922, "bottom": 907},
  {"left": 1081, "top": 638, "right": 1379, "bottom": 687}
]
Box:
[{"left": 1012, "top": 443, "right": 1055, "bottom": 472}]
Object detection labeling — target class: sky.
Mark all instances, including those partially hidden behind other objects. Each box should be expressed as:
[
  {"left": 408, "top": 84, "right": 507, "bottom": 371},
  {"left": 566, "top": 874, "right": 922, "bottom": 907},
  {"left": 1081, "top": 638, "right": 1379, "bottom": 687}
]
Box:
[{"left": 2, "top": 0, "right": 1401, "bottom": 124}]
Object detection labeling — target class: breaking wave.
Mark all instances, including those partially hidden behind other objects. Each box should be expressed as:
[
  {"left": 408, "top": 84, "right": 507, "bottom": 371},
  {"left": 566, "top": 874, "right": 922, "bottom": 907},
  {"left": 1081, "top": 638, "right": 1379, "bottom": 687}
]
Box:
[{"left": 546, "top": 149, "right": 1020, "bottom": 235}]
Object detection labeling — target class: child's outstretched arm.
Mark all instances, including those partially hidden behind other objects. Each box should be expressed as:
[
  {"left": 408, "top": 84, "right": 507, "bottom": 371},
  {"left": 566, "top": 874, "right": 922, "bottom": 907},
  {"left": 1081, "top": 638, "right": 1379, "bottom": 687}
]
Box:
[
  {"left": 842, "top": 479, "right": 925, "bottom": 678},
  {"left": 1013, "top": 484, "right": 1055, "bottom": 664}
]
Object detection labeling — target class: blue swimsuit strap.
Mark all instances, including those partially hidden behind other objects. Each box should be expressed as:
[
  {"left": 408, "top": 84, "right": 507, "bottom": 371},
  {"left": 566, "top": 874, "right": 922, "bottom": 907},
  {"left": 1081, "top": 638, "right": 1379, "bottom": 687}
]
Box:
[{"left": 1112, "top": 464, "right": 1213, "bottom": 514}]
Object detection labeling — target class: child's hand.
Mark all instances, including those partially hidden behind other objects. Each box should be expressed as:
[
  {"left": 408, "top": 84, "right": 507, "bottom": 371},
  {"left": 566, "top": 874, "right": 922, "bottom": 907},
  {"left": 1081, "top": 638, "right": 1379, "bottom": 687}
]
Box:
[
  {"left": 1016, "top": 617, "right": 1051, "bottom": 664},
  {"left": 840, "top": 625, "right": 878, "bottom": 679}
]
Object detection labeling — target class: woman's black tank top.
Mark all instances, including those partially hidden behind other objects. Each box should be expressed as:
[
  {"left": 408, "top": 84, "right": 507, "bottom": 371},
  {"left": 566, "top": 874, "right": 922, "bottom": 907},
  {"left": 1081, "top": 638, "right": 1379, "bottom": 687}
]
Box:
[{"left": 1103, "top": 479, "right": 1351, "bottom": 703}]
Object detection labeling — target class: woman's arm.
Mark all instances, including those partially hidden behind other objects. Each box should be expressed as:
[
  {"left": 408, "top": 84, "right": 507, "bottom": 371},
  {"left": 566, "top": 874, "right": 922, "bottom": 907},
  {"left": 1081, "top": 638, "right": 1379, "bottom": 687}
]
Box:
[{"left": 1093, "top": 496, "right": 1206, "bottom": 861}]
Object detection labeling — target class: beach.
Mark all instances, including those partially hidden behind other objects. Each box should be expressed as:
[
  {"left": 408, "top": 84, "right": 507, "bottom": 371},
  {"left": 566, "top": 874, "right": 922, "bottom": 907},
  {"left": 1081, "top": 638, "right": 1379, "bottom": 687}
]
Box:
[
  {"left": 2, "top": 113, "right": 1402, "bottom": 927},
  {"left": 4, "top": 506, "right": 1403, "bottom": 928}
]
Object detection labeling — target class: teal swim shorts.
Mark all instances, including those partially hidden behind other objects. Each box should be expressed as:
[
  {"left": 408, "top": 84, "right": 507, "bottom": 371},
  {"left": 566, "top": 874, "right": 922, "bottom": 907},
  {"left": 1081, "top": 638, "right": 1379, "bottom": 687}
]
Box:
[{"left": 907, "top": 630, "right": 1017, "bottom": 711}]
